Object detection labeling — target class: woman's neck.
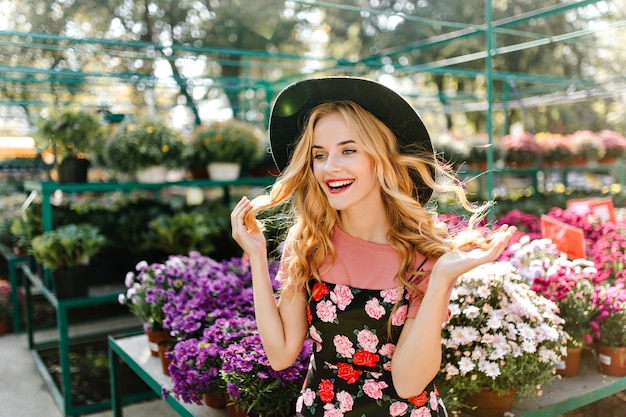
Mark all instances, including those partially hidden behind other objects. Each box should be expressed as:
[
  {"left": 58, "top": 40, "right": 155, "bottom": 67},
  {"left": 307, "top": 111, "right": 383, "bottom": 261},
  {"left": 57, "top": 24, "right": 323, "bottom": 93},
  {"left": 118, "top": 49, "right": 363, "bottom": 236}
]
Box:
[{"left": 338, "top": 209, "right": 390, "bottom": 245}]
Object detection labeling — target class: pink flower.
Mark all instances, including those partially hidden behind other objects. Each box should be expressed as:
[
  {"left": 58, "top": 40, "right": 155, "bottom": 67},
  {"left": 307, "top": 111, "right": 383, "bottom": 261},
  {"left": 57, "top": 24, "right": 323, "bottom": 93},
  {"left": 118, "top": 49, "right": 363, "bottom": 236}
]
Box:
[
  {"left": 356, "top": 329, "right": 379, "bottom": 353},
  {"left": 301, "top": 388, "right": 316, "bottom": 407},
  {"left": 389, "top": 401, "right": 409, "bottom": 416},
  {"left": 379, "top": 343, "right": 396, "bottom": 358},
  {"left": 365, "top": 298, "right": 386, "bottom": 320},
  {"left": 362, "top": 380, "right": 388, "bottom": 399},
  {"left": 316, "top": 300, "right": 337, "bottom": 323},
  {"left": 330, "top": 285, "right": 354, "bottom": 310},
  {"left": 391, "top": 304, "right": 408, "bottom": 326},
  {"left": 381, "top": 288, "right": 401, "bottom": 304},
  {"left": 336, "top": 391, "right": 354, "bottom": 412},
  {"left": 333, "top": 335, "right": 355, "bottom": 358},
  {"left": 410, "top": 407, "right": 433, "bottom": 417},
  {"left": 323, "top": 404, "right": 344, "bottom": 417}
]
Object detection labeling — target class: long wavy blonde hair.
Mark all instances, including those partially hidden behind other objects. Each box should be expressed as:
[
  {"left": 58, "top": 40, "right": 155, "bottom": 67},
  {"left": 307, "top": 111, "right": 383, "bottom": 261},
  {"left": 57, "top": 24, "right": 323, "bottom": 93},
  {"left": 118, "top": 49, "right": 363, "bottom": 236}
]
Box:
[{"left": 246, "top": 100, "right": 492, "bottom": 298}]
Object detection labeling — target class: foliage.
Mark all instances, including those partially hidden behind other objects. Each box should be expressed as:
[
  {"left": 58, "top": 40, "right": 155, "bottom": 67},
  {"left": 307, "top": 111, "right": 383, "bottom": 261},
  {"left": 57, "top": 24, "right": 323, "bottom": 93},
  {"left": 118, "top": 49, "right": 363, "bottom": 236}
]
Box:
[
  {"left": 33, "top": 107, "right": 107, "bottom": 163},
  {"left": 436, "top": 262, "right": 568, "bottom": 412},
  {"left": 9, "top": 203, "right": 43, "bottom": 251},
  {"left": 30, "top": 223, "right": 107, "bottom": 271},
  {"left": 466, "top": 138, "right": 502, "bottom": 166},
  {"left": 188, "top": 120, "right": 262, "bottom": 170},
  {"left": 102, "top": 117, "right": 188, "bottom": 173},
  {"left": 589, "top": 282, "right": 626, "bottom": 347},
  {"left": 146, "top": 211, "right": 223, "bottom": 256},
  {"left": 221, "top": 334, "right": 313, "bottom": 417}
]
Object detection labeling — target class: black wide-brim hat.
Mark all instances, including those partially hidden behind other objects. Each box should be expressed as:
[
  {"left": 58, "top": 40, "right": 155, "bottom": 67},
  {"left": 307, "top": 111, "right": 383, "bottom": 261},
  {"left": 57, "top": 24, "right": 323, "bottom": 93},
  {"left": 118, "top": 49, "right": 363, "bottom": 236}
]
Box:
[{"left": 269, "top": 76, "right": 434, "bottom": 205}]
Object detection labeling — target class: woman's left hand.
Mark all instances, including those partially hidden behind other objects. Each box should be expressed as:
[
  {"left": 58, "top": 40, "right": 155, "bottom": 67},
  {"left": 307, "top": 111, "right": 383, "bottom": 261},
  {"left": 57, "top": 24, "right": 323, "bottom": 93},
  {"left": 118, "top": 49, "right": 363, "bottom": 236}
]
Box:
[{"left": 430, "top": 224, "right": 516, "bottom": 286}]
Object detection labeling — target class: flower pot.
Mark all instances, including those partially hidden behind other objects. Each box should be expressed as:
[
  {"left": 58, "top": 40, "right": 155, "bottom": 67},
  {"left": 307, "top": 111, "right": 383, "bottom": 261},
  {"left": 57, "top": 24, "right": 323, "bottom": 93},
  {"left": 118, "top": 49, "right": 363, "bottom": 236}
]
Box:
[
  {"left": 52, "top": 266, "right": 89, "bottom": 299},
  {"left": 597, "top": 344, "right": 626, "bottom": 377},
  {"left": 204, "top": 391, "right": 228, "bottom": 408},
  {"left": 145, "top": 329, "right": 169, "bottom": 357},
  {"left": 56, "top": 157, "right": 90, "bottom": 183},
  {"left": 0, "top": 320, "right": 12, "bottom": 335},
  {"left": 208, "top": 163, "right": 241, "bottom": 181},
  {"left": 464, "top": 388, "right": 515, "bottom": 417},
  {"left": 158, "top": 342, "right": 172, "bottom": 376},
  {"left": 136, "top": 166, "right": 168, "bottom": 183},
  {"left": 556, "top": 346, "right": 583, "bottom": 377},
  {"left": 166, "top": 169, "right": 187, "bottom": 182},
  {"left": 227, "top": 403, "right": 249, "bottom": 417}
]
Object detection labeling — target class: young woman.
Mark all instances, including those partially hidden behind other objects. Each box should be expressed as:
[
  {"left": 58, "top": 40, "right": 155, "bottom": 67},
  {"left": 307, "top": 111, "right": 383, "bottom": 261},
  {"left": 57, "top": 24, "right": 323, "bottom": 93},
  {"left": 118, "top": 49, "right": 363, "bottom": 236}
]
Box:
[{"left": 231, "top": 77, "right": 515, "bottom": 416}]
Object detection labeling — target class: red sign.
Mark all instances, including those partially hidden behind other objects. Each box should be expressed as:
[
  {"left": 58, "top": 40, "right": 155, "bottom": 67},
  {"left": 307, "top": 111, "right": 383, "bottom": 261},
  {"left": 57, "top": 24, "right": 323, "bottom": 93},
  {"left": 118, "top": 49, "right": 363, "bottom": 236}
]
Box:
[
  {"left": 541, "top": 215, "right": 586, "bottom": 260},
  {"left": 567, "top": 197, "right": 616, "bottom": 223}
]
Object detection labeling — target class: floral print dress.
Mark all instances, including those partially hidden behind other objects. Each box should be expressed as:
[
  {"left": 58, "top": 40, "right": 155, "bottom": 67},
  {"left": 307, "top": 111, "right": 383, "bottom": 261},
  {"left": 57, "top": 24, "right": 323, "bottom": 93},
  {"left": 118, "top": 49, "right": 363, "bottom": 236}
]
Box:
[{"left": 295, "top": 279, "right": 447, "bottom": 417}]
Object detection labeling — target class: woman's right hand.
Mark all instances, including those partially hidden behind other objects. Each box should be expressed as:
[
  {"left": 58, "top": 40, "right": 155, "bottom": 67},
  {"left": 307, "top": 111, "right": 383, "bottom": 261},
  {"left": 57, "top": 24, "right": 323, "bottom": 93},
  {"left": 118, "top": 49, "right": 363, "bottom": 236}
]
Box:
[{"left": 230, "top": 196, "right": 267, "bottom": 258}]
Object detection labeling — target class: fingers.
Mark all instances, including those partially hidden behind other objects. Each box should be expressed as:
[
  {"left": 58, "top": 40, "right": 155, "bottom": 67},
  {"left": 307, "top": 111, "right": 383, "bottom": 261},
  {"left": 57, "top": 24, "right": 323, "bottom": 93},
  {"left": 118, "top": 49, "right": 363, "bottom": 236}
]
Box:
[{"left": 231, "top": 197, "right": 251, "bottom": 235}]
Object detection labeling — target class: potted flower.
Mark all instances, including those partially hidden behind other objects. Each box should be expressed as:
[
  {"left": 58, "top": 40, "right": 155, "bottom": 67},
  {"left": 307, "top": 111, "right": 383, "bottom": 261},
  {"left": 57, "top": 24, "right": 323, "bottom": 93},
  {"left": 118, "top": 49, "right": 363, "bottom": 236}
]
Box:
[
  {"left": 0, "top": 279, "right": 21, "bottom": 335},
  {"left": 30, "top": 223, "right": 107, "bottom": 299},
  {"left": 118, "top": 260, "right": 172, "bottom": 355},
  {"left": 589, "top": 282, "right": 626, "bottom": 377},
  {"left": 436, "top": 262, "right": 569, "bottom": 416},
  {"left": 220, "top": 333, "right": 313, "bottom": 417},
  {"left": 189, "top": 119, "right": 262, "bottom": 180},
  {"left": 566, "top": 130, "right": 606, "bottom": 164},
  {"left": 465, "top": 135, "right": 502, "bottom": 170},
  {"left": 167, "top": 316, "right": 258, "bottom": 406},
  {"left": 535, "top": 132, "right": 574, "bottom": 167},
  {"left": 500, "top": 131, "right": 541, "bottom": 168},
  {"left": 531, "top": 257, "right": 598, "bottom": 376},
  {"left": 33, "top": 107, "right": 107, "bottom": 182},
  {"left": 102, "top": 117, "right": 189, "bottom": 182},
  {"left": 598, "top": 129, "right": 626, "bottom": 163}
]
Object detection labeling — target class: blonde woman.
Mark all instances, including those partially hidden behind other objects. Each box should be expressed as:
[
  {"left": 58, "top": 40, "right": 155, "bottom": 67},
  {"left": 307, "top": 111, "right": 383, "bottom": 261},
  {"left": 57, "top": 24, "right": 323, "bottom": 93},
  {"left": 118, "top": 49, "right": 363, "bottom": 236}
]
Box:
[{"left": 231, "top": 77, "right": 515, "bottom": 416}]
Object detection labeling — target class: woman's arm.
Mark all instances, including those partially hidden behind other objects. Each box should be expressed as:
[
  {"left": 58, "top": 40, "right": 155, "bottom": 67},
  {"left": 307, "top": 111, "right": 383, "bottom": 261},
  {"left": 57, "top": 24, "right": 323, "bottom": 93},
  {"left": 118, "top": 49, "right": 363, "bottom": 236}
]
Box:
[
  {"left": 391, "top": 225, "right": 516, "bottom": 398},
  {"left": 231, "top": 197, "right": 309, "bottom": 370}
]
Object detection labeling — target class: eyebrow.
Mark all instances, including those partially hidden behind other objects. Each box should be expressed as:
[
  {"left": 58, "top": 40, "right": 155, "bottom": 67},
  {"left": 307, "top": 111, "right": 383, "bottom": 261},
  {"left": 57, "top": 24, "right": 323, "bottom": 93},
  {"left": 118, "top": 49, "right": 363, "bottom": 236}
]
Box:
[{"left": 311, "top": 140, "right": 356, "bottom": 149}]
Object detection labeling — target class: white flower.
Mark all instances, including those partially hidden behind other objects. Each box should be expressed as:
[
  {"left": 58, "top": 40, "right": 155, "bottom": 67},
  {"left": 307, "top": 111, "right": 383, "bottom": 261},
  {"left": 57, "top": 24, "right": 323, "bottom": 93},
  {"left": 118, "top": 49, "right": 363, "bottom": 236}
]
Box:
[
  {"left": 463, "top": 305, "right": 480, "bottom": 319},
  {"left": 458, "top": 357, "right": 476, "bottom": 375},
  {"left": 478, "top": 359, "right": 501, "bottom": 379}
]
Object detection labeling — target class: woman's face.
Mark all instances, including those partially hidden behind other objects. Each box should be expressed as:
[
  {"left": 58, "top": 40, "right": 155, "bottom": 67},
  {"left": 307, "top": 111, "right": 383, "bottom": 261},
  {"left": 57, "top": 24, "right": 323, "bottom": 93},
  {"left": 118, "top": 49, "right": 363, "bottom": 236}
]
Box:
[{"left": 311, "top": 112, "right": 382, "bottom": 212}]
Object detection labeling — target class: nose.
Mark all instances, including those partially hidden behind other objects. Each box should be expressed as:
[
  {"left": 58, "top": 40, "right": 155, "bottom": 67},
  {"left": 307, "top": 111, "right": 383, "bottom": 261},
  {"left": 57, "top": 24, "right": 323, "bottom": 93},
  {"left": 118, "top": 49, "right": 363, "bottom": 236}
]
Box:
[{"left": 324, "top": 152, "right": 342, "bottom": 172}]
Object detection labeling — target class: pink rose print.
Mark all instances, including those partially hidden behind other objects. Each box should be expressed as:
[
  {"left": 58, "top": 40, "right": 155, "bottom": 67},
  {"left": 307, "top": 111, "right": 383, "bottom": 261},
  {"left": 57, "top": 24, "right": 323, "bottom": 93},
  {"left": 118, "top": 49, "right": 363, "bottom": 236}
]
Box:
[
  {"left": 389, "top": 401, "right": 409, "bottom": 416},
  {"left": 330, "top": 285, "right": 354, "bottom": 310},
  {"left": 381, "top": 287, "right": 401, "bottom": 304},
  {"left": 323, "top": 404, "right": 344, "bottom": 417},
  {"left": 429, "top": 391, "right": 438, "bottom": 409},
  {"left": 356, "top": 329, "right": 379, "bottom": 353},
  {"left": 296, "top": 395, "right": 303, "bottom": 413},
  {"left": 362, "top": 379, "right": 388, "bottom": 399},
  {"left": 333, "top": 335, "right": 355, "bottom": 358},
  {"left": 391, "top": 304, "right": 408, "bottom": 326},
  {"left": 310, "top": 325, "right": 323, "bottom": 352},
  {"left": 379, "top": 343, "right": 396, "bottom": 358},
  {"left": 410, "top": 407, "right": 432, "bottom": 417},
  {"left": 336, "top": 391, "right": 354, "bottom": 412},
  {"left": 302, "top": 388, "right": 316, "bottom": 407},
  {"left": 316, "top": 300, "right": 337, "bottom": 323},
  {"left": 365, "top": 298, "right": 386, "bottom": 320}
]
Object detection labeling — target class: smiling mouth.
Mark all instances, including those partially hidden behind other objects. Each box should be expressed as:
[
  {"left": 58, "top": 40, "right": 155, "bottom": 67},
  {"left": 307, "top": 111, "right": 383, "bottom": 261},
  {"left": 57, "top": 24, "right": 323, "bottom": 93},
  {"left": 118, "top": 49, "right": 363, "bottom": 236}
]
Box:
[{"left": 326, "top": 179, "right": 354, "bottom": 192}]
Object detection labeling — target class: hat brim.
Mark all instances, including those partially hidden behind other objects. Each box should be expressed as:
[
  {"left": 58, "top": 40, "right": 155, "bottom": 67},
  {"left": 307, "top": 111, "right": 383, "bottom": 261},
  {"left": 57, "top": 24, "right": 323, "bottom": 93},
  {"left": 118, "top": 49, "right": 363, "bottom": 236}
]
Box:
[{"left": 269, "top": 77, "right": 434, "bottom": 204}]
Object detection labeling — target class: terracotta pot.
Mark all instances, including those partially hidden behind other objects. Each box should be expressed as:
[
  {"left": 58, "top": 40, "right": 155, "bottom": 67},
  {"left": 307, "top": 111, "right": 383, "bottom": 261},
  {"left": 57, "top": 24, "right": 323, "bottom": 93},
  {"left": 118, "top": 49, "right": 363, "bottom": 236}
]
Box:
[
  {"left": 227, "top": 403, "right": 249, "bottom": 417},
  {"left": 204, "top": 391, "right": 228, "bottom": 408},
  {"left": 597, "top": 344, "right": 626, "bottom": 377},
  {"left": 464, "top": 388, "right": 515, "bottom": 417},
  {"left": 556, "top": 346, "right": 583, "bottom": 377},
  {"left": 145, "top": 329, "right": 169, "bottom": 357},
  {"left": 0, "top": 320, "right": 12, "bottom": 335},
  {"left": 158, "top": 342, "right": 172, "bottom": 376}
]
